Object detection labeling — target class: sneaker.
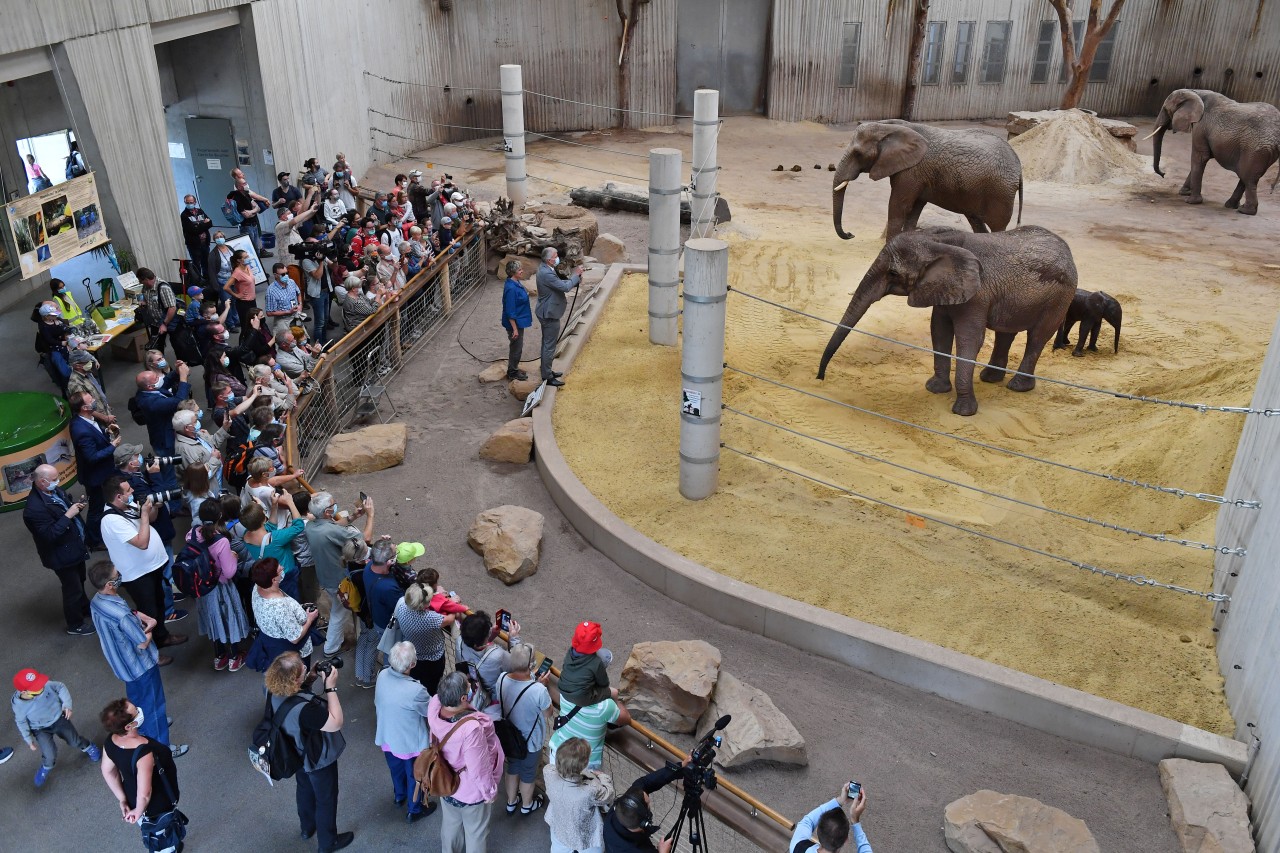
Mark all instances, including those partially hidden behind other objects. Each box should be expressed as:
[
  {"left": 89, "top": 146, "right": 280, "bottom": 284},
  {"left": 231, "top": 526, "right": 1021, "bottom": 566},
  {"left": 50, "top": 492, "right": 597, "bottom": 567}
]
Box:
[
  {"left": 165, "top": 609, "right": 188, "bottom": 623},
  {"left": 171, "top": 589, "right": 187, "bottom": 602},
  {"left": 506, "top": 795, "right": 521, "bottom": 815},
  {"left": 170, "top": 744, "right": 190, "bottom": 758},
  {"left": 213, "top": 655, "right": 229, "bottom": 672},
  {"left": 66, "top": 623, "right": 96, "bottom": 636},
  {"left": 0, "top": 747, "right": 13, "bottom": 764},
  {"left": 85, "top": 744, "right": 101, "bottom": 762},
  {"left": 34, "top": 765, "right": 50, "bottom": 787},
  {"left": 228, "top": 653, "right": 246, "bottom": 673},
  {"left": 521, "top": 794, "right": 545, "bottom": 815},
  {"left": 329, "top": 831, "right": 354, "bottom": 851},
  {"left": 354, "top": 679, "right": 374, "bottom": 690}
]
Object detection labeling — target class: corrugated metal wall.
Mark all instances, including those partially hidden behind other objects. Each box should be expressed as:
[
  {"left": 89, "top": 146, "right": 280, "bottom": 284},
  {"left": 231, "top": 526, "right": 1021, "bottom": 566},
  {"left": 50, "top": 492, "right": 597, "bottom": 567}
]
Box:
[
  {"left": 1214, "top": 317, "right": 1280, "bottom": 853},
  {"left": 769, "top": 0, "right": 1280, "bottom": 123}
]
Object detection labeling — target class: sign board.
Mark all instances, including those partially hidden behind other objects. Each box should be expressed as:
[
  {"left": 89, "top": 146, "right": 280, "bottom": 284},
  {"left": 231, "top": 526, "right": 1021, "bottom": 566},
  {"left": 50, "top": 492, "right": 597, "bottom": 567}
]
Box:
[
  {"left": 681, "top": 388, "right": 702, "bottom": 417},
  {"left": 227, "top": 233, "right": 267, "bottom": 285},
  {"left": 6, "top": 173, "right": 108, "bottom": 279}
]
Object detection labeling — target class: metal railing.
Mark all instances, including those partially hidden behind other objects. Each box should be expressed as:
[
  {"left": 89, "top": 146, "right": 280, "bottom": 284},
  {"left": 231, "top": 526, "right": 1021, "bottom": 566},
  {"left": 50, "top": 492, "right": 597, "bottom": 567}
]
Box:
[{"left": 285, "top": 232, "right": 487, "bottom": 479}]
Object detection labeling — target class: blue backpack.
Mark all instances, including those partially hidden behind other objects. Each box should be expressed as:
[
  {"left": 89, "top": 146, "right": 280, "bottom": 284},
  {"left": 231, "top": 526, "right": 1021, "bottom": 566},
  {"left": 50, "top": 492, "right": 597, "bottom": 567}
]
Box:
[{"left": 221, "top": 197, "right": 244, "bottom": 226}]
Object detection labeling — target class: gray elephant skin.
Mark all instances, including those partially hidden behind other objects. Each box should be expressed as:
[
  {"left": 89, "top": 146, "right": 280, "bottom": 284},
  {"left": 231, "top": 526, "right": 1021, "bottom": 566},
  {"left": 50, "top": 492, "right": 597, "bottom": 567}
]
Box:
[
  {"left": 816, "top": 225, "right": 1078, "bottom": 417},
  {"left": 831, "top": 120, "right": 1024, "bottom": 242},
  {"left": 1054, "top": 289, "right": 1122, "bottom": 357},
  {"left": 1148, "top": 88, "right": 1280, "bottom": 215}
]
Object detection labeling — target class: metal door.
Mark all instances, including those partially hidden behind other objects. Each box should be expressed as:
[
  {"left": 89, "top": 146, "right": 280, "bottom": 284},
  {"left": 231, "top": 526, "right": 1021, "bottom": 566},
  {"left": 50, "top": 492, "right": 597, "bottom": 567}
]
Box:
[
  {"left": 185, "top": 117, "right": 237, "bottom": 224},
  {"left": 676, "top": 0, "right": 772, "bottom": 115}
]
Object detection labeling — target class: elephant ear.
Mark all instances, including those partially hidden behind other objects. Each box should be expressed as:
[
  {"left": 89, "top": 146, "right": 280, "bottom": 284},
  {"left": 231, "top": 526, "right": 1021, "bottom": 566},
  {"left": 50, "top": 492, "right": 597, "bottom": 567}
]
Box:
[
  {"left": 869, "top": 126, "right": 928, "bottom": 181},
  {"left": 1162, "top": 89, "right": 1205, "bottom": 133},
  {"left": 908, "top": 245, "right": 981, "bottom": 308}
]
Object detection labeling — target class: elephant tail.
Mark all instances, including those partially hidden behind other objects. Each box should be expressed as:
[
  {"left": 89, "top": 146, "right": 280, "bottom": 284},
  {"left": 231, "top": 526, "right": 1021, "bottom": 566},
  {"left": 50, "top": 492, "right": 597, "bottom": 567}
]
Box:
[
  {"left": 1015, "top": 179, "right": 1024, "bottom": 226},
  {"left": 1270, "top": 159, "right": 1279, "bottom": 194}
]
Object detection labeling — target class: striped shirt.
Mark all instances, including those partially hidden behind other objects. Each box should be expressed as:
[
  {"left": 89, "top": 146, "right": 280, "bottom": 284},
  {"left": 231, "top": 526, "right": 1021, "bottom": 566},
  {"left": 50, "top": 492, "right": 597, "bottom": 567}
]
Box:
[
  {"left": 547, "top": 698, "right": 621, "bottom": 768},
  {"left": 265, "top": 278, "right": 300, "bottom": 316},
  {"left": 394, "top": 600, "right": 446, "bottom": 661},
  {"left": 90, "top": 593, "right": 159, "bottom": 683}
]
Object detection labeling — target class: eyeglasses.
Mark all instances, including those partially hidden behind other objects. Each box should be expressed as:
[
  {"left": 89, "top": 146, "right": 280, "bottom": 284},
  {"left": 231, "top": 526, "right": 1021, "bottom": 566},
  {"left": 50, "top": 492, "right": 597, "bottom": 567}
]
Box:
[{"left": 106, "top": 575, "right": 122, "bottom": 589}]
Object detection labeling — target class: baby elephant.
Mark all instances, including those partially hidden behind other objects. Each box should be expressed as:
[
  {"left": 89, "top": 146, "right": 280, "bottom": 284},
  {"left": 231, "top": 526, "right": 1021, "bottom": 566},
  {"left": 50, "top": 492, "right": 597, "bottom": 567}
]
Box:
[{"left": 1054, "top": 289, "right": 1121, "bottom": 356}]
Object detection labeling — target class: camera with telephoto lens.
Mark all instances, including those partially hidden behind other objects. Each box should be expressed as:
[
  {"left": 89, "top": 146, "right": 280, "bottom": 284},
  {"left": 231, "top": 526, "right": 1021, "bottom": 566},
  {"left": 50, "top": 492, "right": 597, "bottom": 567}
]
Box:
[
  {"left": 288, "top": 239, "right": 340, "bottom": 262},
  {"left": 313, "top": 655, "right": 344, "bottom": 677},
  {"left": 144, "top": 454, "right": 181, "bottom": 468},
  {"left": 137, "top": 488, "right": 180, "bottom": 504}
]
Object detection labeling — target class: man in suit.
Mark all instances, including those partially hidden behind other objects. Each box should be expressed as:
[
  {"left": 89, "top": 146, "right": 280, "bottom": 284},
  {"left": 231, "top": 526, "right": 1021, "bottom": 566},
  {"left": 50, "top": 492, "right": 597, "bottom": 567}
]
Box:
[
  {"left": 133, "top": 364, "right": 191, "bottom": 455},
  {"left": 534, "top": 246, "right": 583, "bottom": 387},
  {"left": 68, "top": 391, "right": 120, "bottom": 549},
  {"left": 22, "top": 464, "right": 95, "bottom": 636}
]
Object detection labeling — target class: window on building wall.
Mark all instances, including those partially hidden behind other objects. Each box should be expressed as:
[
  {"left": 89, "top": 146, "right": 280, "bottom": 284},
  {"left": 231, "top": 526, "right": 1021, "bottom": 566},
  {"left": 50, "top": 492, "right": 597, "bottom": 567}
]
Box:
[
  {"left": 1031, "top": 20, "right": 1057, "bottom": 83},
  {"left": 1058, "top": 22, "right": 1085, "bottom": 83},
  {"left": 838, "top": 22, "right": 862, "bottom": 88},
  {"left": 980, "top": 21, "right": 1012, "bottom": 84},
  {"left": 922, "top": 22, "right": 947, "bottom": 85},
  {"left": 952, "top": 21, "right": 976, "bottom": 84},
  {"left": 1089, "top": 21, "right": 1121, "bottom": 82}
]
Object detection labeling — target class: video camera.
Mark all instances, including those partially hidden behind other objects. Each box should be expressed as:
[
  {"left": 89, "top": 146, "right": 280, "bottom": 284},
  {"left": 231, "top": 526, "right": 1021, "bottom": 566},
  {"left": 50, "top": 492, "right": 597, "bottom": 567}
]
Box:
[
  {"left": 288, "top": 239, "right": 341, "bottom": 262},
  {"left": 663, "top": 714, "right": 731, "bottom": 853}
]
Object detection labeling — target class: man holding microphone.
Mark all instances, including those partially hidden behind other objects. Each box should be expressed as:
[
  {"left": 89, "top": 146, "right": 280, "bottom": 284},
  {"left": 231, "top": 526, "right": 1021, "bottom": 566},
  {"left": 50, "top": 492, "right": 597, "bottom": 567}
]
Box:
[{"left": 534, "top": 247, "right": 582, "bottom": 387}]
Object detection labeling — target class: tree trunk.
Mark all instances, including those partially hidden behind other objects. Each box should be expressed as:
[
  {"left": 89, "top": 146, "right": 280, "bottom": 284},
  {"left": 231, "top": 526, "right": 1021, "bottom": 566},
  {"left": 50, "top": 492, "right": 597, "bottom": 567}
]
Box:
[
  {"left": 899, "top": 0, "right": 930, "bottom": 120},
  {"left": 1061, "top": 68, "right": 1089, "bottom": 109}
]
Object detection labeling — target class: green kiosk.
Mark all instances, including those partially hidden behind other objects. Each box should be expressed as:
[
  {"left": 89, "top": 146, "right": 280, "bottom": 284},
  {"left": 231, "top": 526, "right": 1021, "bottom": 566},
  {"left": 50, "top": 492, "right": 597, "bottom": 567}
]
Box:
[{"left": 0, "top": 392, "right": 76, "bottom": 512}]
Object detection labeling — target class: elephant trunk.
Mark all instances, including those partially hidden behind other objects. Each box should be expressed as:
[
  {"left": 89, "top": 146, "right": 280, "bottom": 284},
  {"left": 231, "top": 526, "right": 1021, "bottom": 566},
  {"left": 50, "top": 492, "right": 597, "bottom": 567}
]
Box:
[
  {"left": 1149, "top": 111, "right": 1170, "bottom": 178},
  {"left": 832, "top": 153, "right": 860, "bottom": 241},
  {"left": 817, "top": 267, "right": 883, "bottom": 379}
]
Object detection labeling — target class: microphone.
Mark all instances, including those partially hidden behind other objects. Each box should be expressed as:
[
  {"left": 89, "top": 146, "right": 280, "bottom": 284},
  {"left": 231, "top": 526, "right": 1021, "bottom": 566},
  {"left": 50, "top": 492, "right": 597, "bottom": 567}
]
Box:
[{"left": 712, "top": 714, "right": 732, "bottom": 731}]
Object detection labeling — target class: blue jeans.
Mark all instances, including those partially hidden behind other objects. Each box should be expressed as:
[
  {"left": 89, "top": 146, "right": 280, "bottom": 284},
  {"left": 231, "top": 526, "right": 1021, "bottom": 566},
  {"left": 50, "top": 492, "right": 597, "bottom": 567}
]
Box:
[
  {"left": 312, "top": 292, "right": 331, "bottom": 344},
  {"left": 162, "top": 545, "right": 176, "bottom": 617},
  {"left": 124, "top": 666, "right": 170, "bottom": 746},
  {"left": 240, "top": 222, "right": 262, "bottom": 254},
  {"left": 384, "top": 752, "right": 422, "bottom": 814}
]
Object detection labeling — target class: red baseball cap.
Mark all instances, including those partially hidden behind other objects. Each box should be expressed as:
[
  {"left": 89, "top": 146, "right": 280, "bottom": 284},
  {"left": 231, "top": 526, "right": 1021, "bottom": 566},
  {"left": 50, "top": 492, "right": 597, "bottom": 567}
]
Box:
[
  {"left": 572, "top": 621, "right": 603, "bottom": 654},
  {"left": 14, "top": 669, "right": 49, "bottom": 693}
]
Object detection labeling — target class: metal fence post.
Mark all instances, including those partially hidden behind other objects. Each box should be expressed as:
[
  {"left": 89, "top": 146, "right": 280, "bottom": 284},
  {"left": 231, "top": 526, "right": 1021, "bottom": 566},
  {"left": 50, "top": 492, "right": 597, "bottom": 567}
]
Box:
[
  {"left": 648, "top": 147, "right": 681, "bottom": 346},
  {"left": 679, "top": 238, "right": 728, "bottom": 500},
  {"left": 500, "top": 64, "right": 527, "bottom": 210},
  {"left": 690, "top": 89, "right": 719, "bottom": 239}
]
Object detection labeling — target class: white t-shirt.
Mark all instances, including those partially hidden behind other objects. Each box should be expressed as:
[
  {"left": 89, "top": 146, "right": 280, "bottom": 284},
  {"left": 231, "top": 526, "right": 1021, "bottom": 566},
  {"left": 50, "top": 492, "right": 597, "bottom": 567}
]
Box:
[{"left": 101, "top": 510, "right": 169, "bottom": 582}]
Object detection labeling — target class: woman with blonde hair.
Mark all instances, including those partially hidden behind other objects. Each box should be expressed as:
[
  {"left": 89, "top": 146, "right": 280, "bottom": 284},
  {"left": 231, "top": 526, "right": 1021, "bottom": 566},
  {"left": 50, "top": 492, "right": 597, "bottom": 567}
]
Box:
[
  {"left": 393, "top": 581, "right": 457, "bottom": 694},
  {"left": 543, "top": 736, "right": 614, "bottom": 853}
]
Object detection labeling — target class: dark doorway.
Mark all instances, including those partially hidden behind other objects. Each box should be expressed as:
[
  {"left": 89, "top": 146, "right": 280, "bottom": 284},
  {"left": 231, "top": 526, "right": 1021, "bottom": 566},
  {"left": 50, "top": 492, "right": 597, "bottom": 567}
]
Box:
[{"left": 676, "top": 0, "right": 772, "bottom": 115}]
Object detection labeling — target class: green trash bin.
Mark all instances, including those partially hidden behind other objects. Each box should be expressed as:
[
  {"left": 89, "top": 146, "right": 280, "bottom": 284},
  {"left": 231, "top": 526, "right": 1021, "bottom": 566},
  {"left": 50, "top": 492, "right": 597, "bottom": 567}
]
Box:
[{"left": 0, "top": 392, "right": 76, "bottom": 512}]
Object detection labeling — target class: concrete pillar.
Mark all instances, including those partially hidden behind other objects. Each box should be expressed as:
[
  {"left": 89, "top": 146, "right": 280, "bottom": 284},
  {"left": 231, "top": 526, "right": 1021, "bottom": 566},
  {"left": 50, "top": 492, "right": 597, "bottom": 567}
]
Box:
[
  {"left": 689, "top": 89, "right": 720, "bottom": 239},
  {"left": 648, "top": 147, "right": 681, "bottom": 346},
  {"left": 679, "top": 238, "right": 728, "bottom": 500},
  {"left": 500, "top": 64, "right": 527, "bottom": 210}
]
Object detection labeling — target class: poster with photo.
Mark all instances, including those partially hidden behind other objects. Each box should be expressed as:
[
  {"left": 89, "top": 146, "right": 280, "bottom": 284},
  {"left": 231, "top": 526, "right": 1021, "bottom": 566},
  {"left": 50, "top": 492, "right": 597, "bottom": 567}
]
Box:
[
  {"left": 6, "top": 172, "right": 109, "bottom": 279},
  {"left": 226, "top": 233, "right": 267, "bottom": 285}
]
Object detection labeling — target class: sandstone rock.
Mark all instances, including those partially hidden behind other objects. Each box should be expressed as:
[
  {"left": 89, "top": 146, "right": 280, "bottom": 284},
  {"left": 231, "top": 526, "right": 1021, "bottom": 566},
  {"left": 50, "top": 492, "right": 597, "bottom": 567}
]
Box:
[
  {"left": 592, "top": 233, "right": 626, "bottom": 264},
  {"left": 539, "top": 204, "right": 598, "bottom": 255},
  {"left": 696, "top": 672, "right": 806, "bottom": 768},
  {"left": 500, "top": 253, "right": 540, "bottom": 280},
  {"left": 479, "top": 418, "right": 533, "bottom": 464},
  {"left": 619, "top": 641, "right": 721, "bottom": 733},
  {"left": 508, "top": 377, "right": 543, "bottom": 401},
  {"left": 526, "top": 226, "right": 550, "bottom": 238},
  {"left": 478, "top": 363, "right": 509, "bottom": 383},
  {"left": 467, "top": 505, "right": 544, "bottom": 584},
  {"left": 944, "top": 791, "right": 1100, "bottom": 853},
  {"left": 1159, "top": 759, "right": 1255, "bottom": 853},
  {"left": 323, "top": 423, "right": 408, "bottom": 474},
  {"left": 1006, "top": 110, "right": 1138, "bottom": 151}
]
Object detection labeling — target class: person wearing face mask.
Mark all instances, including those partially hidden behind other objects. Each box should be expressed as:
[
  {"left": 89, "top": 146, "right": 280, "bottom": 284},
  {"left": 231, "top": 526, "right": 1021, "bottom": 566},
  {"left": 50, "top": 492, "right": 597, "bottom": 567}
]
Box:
[
  {"left": 322, "top": 186, "right": 348, "bottom": 228},
  {"left": 332, "top": 156, "right": 357, "bottom": 211},
  {"left": 68, "top": 391, "right": 122, "bottom": 548},
  {"left": 205, "top": 231, "right": 238, "bottom": 329},
  {"left": 66, "top": 349, "right": 114, "bottom": 426},
  {"left": 33, "top": 301, "right": 72, "bottom": 391},
  {"left": 22, "top": 464, "right": 95, "bottom": 636},
  {"left": 406, "top": 169, "right": 429, "bottom": 221},
  {"left": 266, "top": 262, "right": 304, "bottom": 339},
  {"left": 49, "top": 277, "right": 89, "bottom": 330},
  {"left": 271, "top": 171, "right": 303, "bottom": 211},
  {"left": 535, "top": 246, "right": 583, "bottom": 387},
  {"left": 203, "top": 345, "right": 248, "bottom": 408},
  {"left": 369, "top": 191, "right": 393, "bottom": 226},
  {"left": 179, "top": 195, "right": 213, "bottom": 283},
  {"left": 226, "top": 177, "right": 272, "bottom": 258},
  {"left": 133, "top": 365, "right": 191, "bottom": 455},
  {"left": 113, "top": 446, "right": 184, "bottom": 626},
  {"left": 90, "top": 560, "right": 190, "bottom": 758},
  {"left": 98, "top": 696, "right": 189, "bottom": 853}
]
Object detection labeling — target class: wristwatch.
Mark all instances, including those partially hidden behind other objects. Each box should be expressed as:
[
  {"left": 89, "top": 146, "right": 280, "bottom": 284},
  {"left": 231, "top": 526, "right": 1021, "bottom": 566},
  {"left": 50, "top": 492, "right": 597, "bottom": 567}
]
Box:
[{"left": 324, "top": 687, "right": 338, "bottom": 694}]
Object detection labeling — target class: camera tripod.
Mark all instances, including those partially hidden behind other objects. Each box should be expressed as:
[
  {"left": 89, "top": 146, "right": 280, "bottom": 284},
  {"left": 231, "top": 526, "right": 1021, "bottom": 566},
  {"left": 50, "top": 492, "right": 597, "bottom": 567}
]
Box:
[{"left": 666, "top": 776, "right": 713, "bottom": 853}]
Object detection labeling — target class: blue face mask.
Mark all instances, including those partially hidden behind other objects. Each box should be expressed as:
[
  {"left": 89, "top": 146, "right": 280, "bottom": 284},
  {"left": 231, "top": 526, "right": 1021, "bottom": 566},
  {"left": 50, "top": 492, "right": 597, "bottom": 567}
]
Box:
[
  {"left": 248, "top": 427, "right": 261, "bottom": 441},
  {"left": 215, "top": 237, "right": 226, "bottom": 246},
  {"left": 57, "top": 287, "right": 66, "bottom": 295},
  {"left": 42, "top": 480, "right": 56, "bottom": 494},
  {"left": 185, "top": 203, "right": 196, "bottom": 210},
  {"left": 335, "top": 171, "right": 344, "bottom": 178},
  {"left": 156, "top": 358, "right": 167, "bottom": 369},
  {"left": 379, "top": 201, "right": 388, "bottom": 209}
]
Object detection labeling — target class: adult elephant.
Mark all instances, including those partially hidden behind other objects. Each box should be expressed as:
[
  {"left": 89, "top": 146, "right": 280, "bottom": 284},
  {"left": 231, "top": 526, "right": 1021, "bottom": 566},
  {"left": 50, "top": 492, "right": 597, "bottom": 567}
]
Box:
[
  {"left": 816, "top": 226, "right": 1077, "bottom": 417},
  {"left": 831, "top": 120, "right": 1023, "bottom": 241},
  {"left": 1148, "top": 88, "right": 1280, "bottom": 215}
]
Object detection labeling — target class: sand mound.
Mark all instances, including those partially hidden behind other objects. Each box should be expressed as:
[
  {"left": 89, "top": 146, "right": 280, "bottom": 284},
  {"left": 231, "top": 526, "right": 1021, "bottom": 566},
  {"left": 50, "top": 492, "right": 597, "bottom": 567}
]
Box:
[{"left": 1011, "top": 109, "right": 1150, "bottom": 184}]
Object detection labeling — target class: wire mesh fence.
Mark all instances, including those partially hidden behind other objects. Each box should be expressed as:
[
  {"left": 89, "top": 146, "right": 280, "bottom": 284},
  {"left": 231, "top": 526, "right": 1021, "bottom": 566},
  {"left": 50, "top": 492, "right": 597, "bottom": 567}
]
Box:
[{"left": 289, "top": 233, "right": 487, "bottom": 479}]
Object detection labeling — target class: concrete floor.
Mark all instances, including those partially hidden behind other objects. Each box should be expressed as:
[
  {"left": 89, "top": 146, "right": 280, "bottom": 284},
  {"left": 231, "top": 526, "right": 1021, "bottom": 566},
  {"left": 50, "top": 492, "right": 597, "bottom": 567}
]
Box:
[{"left": 0, "top": 239, "right": 1180, "bottom": 850}]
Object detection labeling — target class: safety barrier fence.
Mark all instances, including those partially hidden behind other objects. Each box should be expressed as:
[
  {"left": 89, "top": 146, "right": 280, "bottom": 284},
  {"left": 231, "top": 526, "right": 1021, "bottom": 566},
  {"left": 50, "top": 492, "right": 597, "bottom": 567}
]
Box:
[{"left": 284, "top": 232, "right": 487, "bottom": 480}]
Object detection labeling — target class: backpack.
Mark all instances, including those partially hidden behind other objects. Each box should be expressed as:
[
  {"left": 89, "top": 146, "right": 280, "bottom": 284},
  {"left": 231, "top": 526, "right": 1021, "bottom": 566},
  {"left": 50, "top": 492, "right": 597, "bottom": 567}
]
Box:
[
  {"left": 221, "top": 197, "right": 244, "bottom": 226},
  {"left": 337, "top": 568, "right": 367, "bottom": 616},
  {"left": 249, "top": 695, "right": 305, "bottom": 781},
  {"left": 492, "top": 675, "right": 536, "bottom": 761},
  {"left": 65, "top": 156, "right": 86, "bottom": 180},
  {"left": 173, "top": 534, "right": 222, "bottom": 598},
  {"left": 127, "top": 394, "right": 148, "bottom": 426},
  {"left": 412, "top": 713, "right": 479, "bottom": 800},
  {"left": 223, "top": 439, "right": 258, "bottom": 490},
  {"left": 390, "top": 562, "right": 418, "bottom": 591}
]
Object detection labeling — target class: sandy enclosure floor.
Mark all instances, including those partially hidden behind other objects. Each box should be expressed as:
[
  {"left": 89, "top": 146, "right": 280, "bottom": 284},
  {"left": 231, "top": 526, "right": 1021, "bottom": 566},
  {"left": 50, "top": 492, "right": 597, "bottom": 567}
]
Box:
[{"left": 543, "top": 117, "right": 1280, "bottom": 735}]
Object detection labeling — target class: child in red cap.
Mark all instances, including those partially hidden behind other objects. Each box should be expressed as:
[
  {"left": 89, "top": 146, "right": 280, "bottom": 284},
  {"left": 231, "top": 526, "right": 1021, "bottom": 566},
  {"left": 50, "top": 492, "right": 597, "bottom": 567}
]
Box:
[
  {"left": 11, "top": 668, "right": 100, "bottom": 787},
  {"left": 558, "top": 621, "right": 617, "bottom": 706}
]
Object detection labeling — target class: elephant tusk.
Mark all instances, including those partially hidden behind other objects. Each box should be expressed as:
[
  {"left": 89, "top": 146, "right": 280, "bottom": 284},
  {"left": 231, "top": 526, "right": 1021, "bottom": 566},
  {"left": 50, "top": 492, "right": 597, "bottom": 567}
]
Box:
[
  {"left": 1141, "top": 128, "right": 1160, "bottom": 141},
  {"left": 833, "top": 181, "right": 849, "bottom": 192}
]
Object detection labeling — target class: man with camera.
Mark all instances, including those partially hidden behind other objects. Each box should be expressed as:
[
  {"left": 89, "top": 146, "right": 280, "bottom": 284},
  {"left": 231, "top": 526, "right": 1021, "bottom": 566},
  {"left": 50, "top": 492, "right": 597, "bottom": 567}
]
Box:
[
  {"left": 603, "top": 759, "right": 685, "bottom": 853},
  {"left": 23, "top": 464, "right": 95, "bottom": 636},
  {"left": 266, "top": 262, "right": 305, "bottom": 340},
  {"left": 264, "top": 651, "right": 354, "bottom": 852},
  {"left": 112, "top": 444, "right": 184, "bottom": 624},
  {"left": 535, "top": 247, "right": 583, "bottom": 387},
  {"left": 789, "top": 785, "right": 872, "bottom": 853},
  {"left": 134, "top": 363, "right": 192, "bottom": 455}
]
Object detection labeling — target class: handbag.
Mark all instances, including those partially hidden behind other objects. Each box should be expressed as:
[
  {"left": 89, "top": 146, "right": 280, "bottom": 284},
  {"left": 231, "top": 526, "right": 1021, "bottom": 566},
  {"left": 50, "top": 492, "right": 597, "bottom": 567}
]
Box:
[
  {"left": 377, "top": 615, "right": 403, "bottom": 656},
  {"left": 492, "top": 674, "right": 536, "bottom": 760}
]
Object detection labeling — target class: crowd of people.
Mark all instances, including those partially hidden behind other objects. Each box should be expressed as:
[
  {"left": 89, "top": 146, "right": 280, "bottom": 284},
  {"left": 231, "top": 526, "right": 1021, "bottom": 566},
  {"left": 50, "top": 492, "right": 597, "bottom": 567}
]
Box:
[{"left": 13, "top": 155, "right": 874, "bottom": 853}]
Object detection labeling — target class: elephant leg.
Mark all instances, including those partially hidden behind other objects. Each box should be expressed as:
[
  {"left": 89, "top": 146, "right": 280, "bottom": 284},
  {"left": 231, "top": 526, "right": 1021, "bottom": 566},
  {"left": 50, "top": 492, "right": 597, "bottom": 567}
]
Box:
[
  {"left": 1225, "top": 180, "right": 1244, "bottom": 209},
  {"left": 964, "top": 214, "right": 990, "bottom": 234},
  {"left": 951, "top": 323, "right": 985, "bottom": 416},
  {"left": 1184, "top": 149, "right": 1211, "bottom": 204},
  {"left": 1008, "top": 316, "right": 1061, "bottom": 392},
  {"left": 1239, "top": 156, "right": 1268, "bottom": 215},
  {"left": 1053, "top": 320, "right": 1075, "bottom": 350},
  {"left": 884, "top": 191, "right": 917, "bottom": 239},
  {"left": 980, "top": 332, "right": 1015, "bottom": 383},
  {"left": 903, "top": 199, "right": 927, "bottom": 232},
  {"left": 925, "top": 309, "right": 954, "bottom": 394},
  {"left": 1087, "top": 317, "right": 1101, "bottom": 351}
]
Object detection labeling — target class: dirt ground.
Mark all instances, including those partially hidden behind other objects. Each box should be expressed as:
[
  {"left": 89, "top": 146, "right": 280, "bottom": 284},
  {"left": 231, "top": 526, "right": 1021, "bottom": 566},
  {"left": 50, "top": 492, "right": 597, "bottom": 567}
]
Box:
[{"left": 477, "top": 115, "right": 1280, "bottom": 737}]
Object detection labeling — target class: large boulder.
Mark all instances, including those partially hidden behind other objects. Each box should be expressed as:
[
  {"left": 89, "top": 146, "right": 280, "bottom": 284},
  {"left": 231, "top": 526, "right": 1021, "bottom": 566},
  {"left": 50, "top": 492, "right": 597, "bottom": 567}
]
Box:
[
  {"left": 479, "top": 418, "right": 533, "bottom": 464},
  {"left": 478, "top": 363, "right": 509, "bottom": 383},
  {"left": 508, "top": 377, "right": 543, "bottom": 401},
  {"left": 592, "top": 233, "right": 626, "bottom": 264},
  {"left": 696, "top": 672, "right": 806, "bottom": 768},
  {"left": 467, "top": 505, "right": 544, "bottom": 584},
  {"left": 1159, "top": 759, "right": 1255, "bottom": 853},
  {"left": 323, "top": 423, "right": 408, "bottom": 474},
  {"left": 944, "top": 791, "right": 1100, "bottom": 853},
  {"left": 619, "top": 641, "right": 721, "bottom": 733}
]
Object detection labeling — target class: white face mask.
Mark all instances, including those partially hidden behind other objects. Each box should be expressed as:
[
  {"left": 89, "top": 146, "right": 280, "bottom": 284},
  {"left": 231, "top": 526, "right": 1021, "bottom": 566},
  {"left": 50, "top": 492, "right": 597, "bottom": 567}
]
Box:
[{"left": 131, "top": 707, "right": 145, "bottom": 729}]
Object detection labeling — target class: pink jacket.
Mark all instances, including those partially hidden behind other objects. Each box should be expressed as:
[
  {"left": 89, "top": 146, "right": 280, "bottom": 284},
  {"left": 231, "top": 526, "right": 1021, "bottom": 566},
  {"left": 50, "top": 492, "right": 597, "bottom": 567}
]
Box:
[
  {"left": 188, "top": 527, "right": 238, "bottom": 583},
  {"left": 428, "top": 591, "right": 468, "bottom": 616},
  {"left": 426, "top": 695, "right": 503, "bottom": 804}
]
